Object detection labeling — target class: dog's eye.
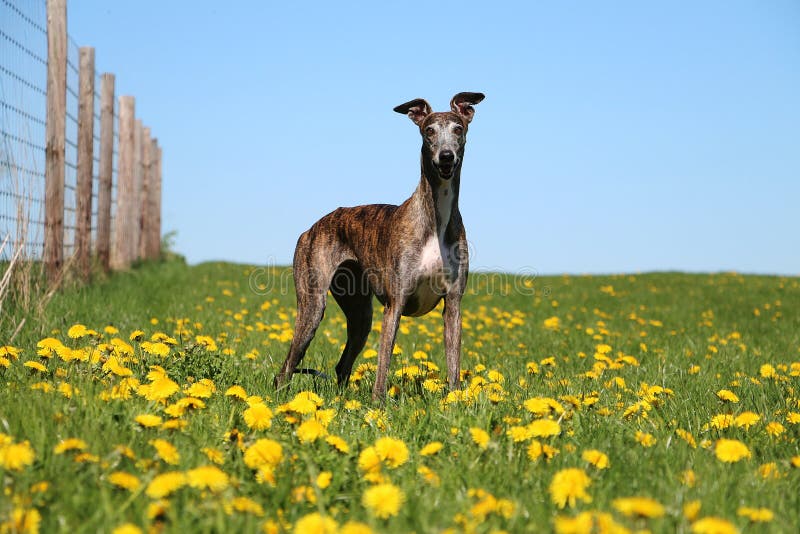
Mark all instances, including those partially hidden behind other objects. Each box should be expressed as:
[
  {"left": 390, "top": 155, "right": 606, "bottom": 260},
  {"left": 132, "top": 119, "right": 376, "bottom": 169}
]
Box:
[
  {"left": 453, "top": 126, "right": 464, "bottom": 136},
  {"left": 425, "top": 127, "right": 435, "bottom": 138}
]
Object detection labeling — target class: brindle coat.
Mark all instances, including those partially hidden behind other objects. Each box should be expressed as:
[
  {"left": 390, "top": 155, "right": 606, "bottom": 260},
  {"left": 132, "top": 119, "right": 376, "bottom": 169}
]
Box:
[{"left": 274, "top": 92, "right": 485, "bottom": 399}]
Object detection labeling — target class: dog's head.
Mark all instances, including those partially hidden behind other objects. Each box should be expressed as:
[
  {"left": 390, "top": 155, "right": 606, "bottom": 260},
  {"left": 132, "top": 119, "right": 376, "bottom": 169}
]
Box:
[{"left": 394, "top": 92, "right": 484, "bottom": 180}]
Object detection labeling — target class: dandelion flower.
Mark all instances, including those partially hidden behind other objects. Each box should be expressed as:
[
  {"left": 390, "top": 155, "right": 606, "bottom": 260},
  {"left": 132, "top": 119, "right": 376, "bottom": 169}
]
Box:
[
  {"left": 145, "top": 377, "right": 180, "bottom": 401},
  {"left": 765, "top": 422, "right": 785, "bottom": 437},
  {"left": 293, "top": 512, "right": 338, "bottom": 534},
  {"left": 225, "top": 385, "right": 248, "bottom": 400},
  {"left": 4, "top": 508, "right": 42, "bottom": 533},
  {"left": 135, "top": 414, "right": 163, "bottom": 428},
  {"left": 0, "top": 440, "right": 35, "bottom": 471},
  {"left": 469, "top": 428, "right": 490, "bottom": 450},
  {"left": 528, "top": 419, "right": 562, "bottom": 438},
  {"left": 225, "top": 497, "right": 265, "bottom": 516},
  {"left": 339, "top": 521, "right": 374, "bottom": 534},
  {"left": 243, "top": 403, "right": 274, "bottom": 430},
  {"left": 296, "top": 419, "right": 327, "bottom": 444},
  {"left": 145, "top": 471, "right": 186, "bottom": 499},
  {"left": 362, "top": 483, "right": 405, "bottom": 519},
  {"left": 690, "top": 516, "right": 738, "bottom": 534},
  {"left": 316, "top": 471, "right": 332, "bottom": 489},
  {"left": 150, "top": 439, "right": 180, "bottom": 465},
  {"left": 108, "top": 471, "right": 141, "bottom": 491},
  {"left": 634, "top": 431, "right": 657, "bottom": 447},
  {"left": 54, "top": 438, "right": 88, "bottom": 454},
  {"left": 374, "top": 437, "right": 410, "bottom": 468},
  {"left": 581, "top": 449, "right": 610, "bottom": 469},
  {"left": 23, "top": 361, "right": 47, "bottom": 373},
  {"left": 325, "top": 435, "right": 350, "bottom": 454},
  {"left": 186, "top": 465, "right": 229, "bottom": 492},
  {"left": 715, "top": 439, "right": 751, "bottom": 463},
  {"left": 549, "top": 468, "right": 592, "bottom": 509},
  {"left": 419, "top": 441, "right": 443, "bottom": 456},
  {"left": 201, "top": 447, "right": 225, "bottom": 465},
  {"left": 612, "top": 496, "right": 665, "bottom": 518},
  {"left": 67, "top": 324, "right": 89, "bottom": 339},
  {"left": 243, "top": 439, "right": 283, "bottom": 469},
  {"left": 112, "top": 523, "right": 143, "bottom": 534},
  {"left": 716, "top": 389, "right": 739, "bottom": 403},
  {"left": 737, "top": 507, "right": 773, "bottom": 523}
]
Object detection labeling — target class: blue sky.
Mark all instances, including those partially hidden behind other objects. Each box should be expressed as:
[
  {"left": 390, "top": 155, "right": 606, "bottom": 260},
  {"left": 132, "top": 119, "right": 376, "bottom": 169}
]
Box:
[{"left": 68, "top": 1, "right": 799, "bottom": 275}]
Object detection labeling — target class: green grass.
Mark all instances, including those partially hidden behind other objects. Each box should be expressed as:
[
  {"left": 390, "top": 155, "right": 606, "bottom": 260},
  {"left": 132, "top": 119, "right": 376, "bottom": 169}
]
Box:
[{"left": 1, "top": 261, "right": 799, "bottom": 533}]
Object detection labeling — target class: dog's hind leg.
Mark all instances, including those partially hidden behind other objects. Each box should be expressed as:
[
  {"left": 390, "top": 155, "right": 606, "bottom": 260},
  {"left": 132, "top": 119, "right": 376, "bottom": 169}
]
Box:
[
  {"left": 274, "top": 234, "right": 335, "bottom": 390},
  {"left": 330, "top": 260, "right": 373, "bottom": 386}
]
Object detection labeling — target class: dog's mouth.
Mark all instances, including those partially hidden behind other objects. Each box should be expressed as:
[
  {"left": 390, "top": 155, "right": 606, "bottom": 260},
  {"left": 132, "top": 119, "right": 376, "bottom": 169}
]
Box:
[{"left": 436, "top": 164, "right": 455, "bottom": 179}]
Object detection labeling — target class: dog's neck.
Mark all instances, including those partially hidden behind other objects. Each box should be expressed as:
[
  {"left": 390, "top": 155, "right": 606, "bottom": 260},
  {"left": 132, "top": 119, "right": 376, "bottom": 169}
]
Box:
[{"left": 409, "top": 151, "right": 460, "bottom": 243}]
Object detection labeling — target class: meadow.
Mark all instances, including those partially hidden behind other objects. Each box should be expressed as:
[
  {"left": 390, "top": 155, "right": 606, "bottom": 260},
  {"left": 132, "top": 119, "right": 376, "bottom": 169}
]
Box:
[{"left": 1, "top": 260, "right": 799, "bottom": 533}]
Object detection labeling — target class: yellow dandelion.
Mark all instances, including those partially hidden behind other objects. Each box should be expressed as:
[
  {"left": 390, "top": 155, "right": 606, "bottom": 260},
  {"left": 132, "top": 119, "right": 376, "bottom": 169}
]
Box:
[
  {"left": 201, "top": 447, "right": 225, "bottom": 465},
  {"left": 528, "top": 419, "right": 562, "bottom": 438},
  {"left": 357, "top": 447, "right": 382, "bottom": 474},
  {"left": 296, "top": 419, "right": 327, "bottom": 444},
  {"left": 581, "top": 449, "right": 610, "bottom": 469},
  {"left": 715, "top": 439, "right": 751, "bottom": 463},
  {"left": 141, "top": 341, "right": 170, "bottom": 357},
  {"left": 225, "top": 496, "right": 265, "bottom": 516},
  {"left": 129, "top": 330, "right": 145, "bottom": 342},
  {"left": 737, "top": 507, "right": 773, "bottom": 523},
  {"left": 23, "top": 361, "right": 47, "bottom": 373},
  {"left": 293, "top": 512, "right": 338, "bottom": 534},
  {"left": 612, "top": 496, "right": 665, "bottom": 518},
  {"left": 684, "top": 500, "right": 702, "bottom": 521},
  {"left": 690, "top": 516, "right": 739, "bottom": 534},
  {"left": 469, "top": 428, "right": 490, "bottom": 450},
  {"left": 185, "top": 380, "right": 215, "bottom": 398},
  {"left": 108, "top": 471, "right": 141, "bottom": 491},
  {"left": 419, "top": 441, "right": 443, "bottom": 456},
  {"left": 0, "top": 440, "right": 36, "bottom": 471},
  {"left": 716, "top": 389, "right": 739, "bottom": 403},
  {"left": 325, "top": 435, "right": 350, "bottom": 454},
  {"left": 111, "top": 523, "right": 142, "bottom": 534},
  {"left": 374, "top": 437, "right": 410, "bottom": 468},
  {"left": 244, "top": 403, "right": 274, "bottom": 430},
  {"left": 634, "top": 431, "right": 657, "bottom": 447},
  {"left": 316, "top": 471, "right": 332, "bottom": 489},
  {"left": 733, "top": 411, "right": 760, "bottom": 429},
  {"left": 362, "top": 483, "right": 405, "bottom": 519},
  {"left": 549, "top": 468, "right": 592, "bottom": 509},
  {"left": 150, "top": 439, "right": 180, "bottom": 465},
  {"left": 67, "top": 324, "right": 89, "bottom": 339},
  {"left": 225, "top": 385, "right": 248, "bottom": 400},
  {"left": 765, "top": 421, "right": 785, "bottom": 437},
  {"left": 144, "top": 376, "right": 180, "bottom": 401},
  {"left": 186, "top": 465, "right": 229, "bottom": 492},
  {"left": 243, "top": 438, "right": 283, "bottom": 469},
  {"left": 135, "top": 414, "right": 163, "bottom": 428},
  {"left": 54, "top": 438, "right": 88, "bottom": 454},
  {"left": 145, "top": 471, "right": 186, "bottom": 499}
]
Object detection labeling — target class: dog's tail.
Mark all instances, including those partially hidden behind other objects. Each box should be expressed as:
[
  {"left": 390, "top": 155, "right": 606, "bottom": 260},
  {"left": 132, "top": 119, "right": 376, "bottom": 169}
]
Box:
[{"left": 294, "top": 368, "right": 331, "bottom": 380}]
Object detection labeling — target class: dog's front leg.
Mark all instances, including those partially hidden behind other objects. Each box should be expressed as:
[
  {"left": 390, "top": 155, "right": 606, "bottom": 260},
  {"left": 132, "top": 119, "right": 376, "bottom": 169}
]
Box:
[
  {"left": 372, "top": 303, "right": 404, "bottom": 400},
  {"left": 443, "top": 291, "right": 463, "bottom": 390}
]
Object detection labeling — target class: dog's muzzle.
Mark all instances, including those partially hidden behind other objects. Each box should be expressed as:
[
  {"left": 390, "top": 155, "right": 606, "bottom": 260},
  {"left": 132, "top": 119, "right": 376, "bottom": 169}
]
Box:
[{"left": 437, "top": 150, "right": 456, "bottom": 178}]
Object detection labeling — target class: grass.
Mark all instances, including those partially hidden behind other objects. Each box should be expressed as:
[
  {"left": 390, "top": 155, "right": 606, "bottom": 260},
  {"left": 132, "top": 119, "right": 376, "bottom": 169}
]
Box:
[{"left": 1, "top": 260, "right": 799, "bottom": 533}]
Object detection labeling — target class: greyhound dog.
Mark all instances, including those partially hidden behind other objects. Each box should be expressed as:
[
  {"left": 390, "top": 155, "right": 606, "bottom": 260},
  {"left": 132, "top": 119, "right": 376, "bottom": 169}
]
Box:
[{"left": 274, "top": 92, "right": 485, "bottom": 399}]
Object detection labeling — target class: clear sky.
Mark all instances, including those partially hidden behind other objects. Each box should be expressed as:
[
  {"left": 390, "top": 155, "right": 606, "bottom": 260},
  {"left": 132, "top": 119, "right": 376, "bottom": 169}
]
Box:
[{"left": 68, "top": 1, "right": 799, "bottom": 275}]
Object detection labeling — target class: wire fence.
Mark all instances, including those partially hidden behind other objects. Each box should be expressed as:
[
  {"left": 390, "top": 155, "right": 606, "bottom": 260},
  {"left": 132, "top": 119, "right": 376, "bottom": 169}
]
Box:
[{"left": 1, "top": 0, "right": 157, "bottom": 280}]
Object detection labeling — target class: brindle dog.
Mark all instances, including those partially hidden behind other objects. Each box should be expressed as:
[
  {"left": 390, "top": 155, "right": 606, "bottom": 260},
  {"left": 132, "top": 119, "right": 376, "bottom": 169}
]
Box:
[{"left": 274, "top": 92, "right": 485, "bottom": 399}]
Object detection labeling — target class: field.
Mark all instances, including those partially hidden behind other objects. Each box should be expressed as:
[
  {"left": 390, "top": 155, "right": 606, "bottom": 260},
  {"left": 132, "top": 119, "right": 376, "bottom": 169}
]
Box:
[{"left": 1, "top": 261, "right": 799, "bottom": 533}]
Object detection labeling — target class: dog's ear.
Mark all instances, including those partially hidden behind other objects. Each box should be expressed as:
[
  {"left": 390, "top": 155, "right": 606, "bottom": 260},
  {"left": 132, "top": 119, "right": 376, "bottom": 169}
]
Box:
[
  {"left": 393, "top": 98, "right": 432, "bottom": 126},
  {"left": 450, "top": 92, "right": 485, "bottom": 123}
]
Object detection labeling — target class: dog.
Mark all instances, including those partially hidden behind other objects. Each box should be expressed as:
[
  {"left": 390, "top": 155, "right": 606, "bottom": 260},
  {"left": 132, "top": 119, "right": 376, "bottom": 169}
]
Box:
[{"left": 274, "top": 92, "right": 485, "bottom": 399}]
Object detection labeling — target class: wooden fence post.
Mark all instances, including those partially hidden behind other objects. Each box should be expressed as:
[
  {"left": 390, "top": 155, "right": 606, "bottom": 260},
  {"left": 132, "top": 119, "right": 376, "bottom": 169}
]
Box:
[
  {"left": 132, "top": 119, "right": 143, "bottom": 262},
  {"left": 75, "top": 46, "right": 95, "bottom": 281},
  {"left": 96, "top": 73, "right": 114, "bottom": 273},
  {"left": 43, "top": 0, "right": 67, "bottom": 282},
  {"left": 112, "top": 96, "right": 135, "bottom": 270},
  {"left": 139, "top": 127, "right": 151, "bottom": 260},
  {"left": 154, "top": 142, "right": 162, "bottom": 258}
]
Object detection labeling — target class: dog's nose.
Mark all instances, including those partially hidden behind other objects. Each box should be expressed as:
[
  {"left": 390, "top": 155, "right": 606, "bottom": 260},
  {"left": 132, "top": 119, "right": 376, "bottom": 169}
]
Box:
[{"left": 439, "top": 150, "right": 455, "bottom": 164}]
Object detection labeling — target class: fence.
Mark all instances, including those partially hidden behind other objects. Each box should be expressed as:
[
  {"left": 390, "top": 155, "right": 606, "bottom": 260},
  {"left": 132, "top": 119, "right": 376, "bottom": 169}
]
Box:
[{"left": 0, "top": 0, "right": 163, "bottom": 283}]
